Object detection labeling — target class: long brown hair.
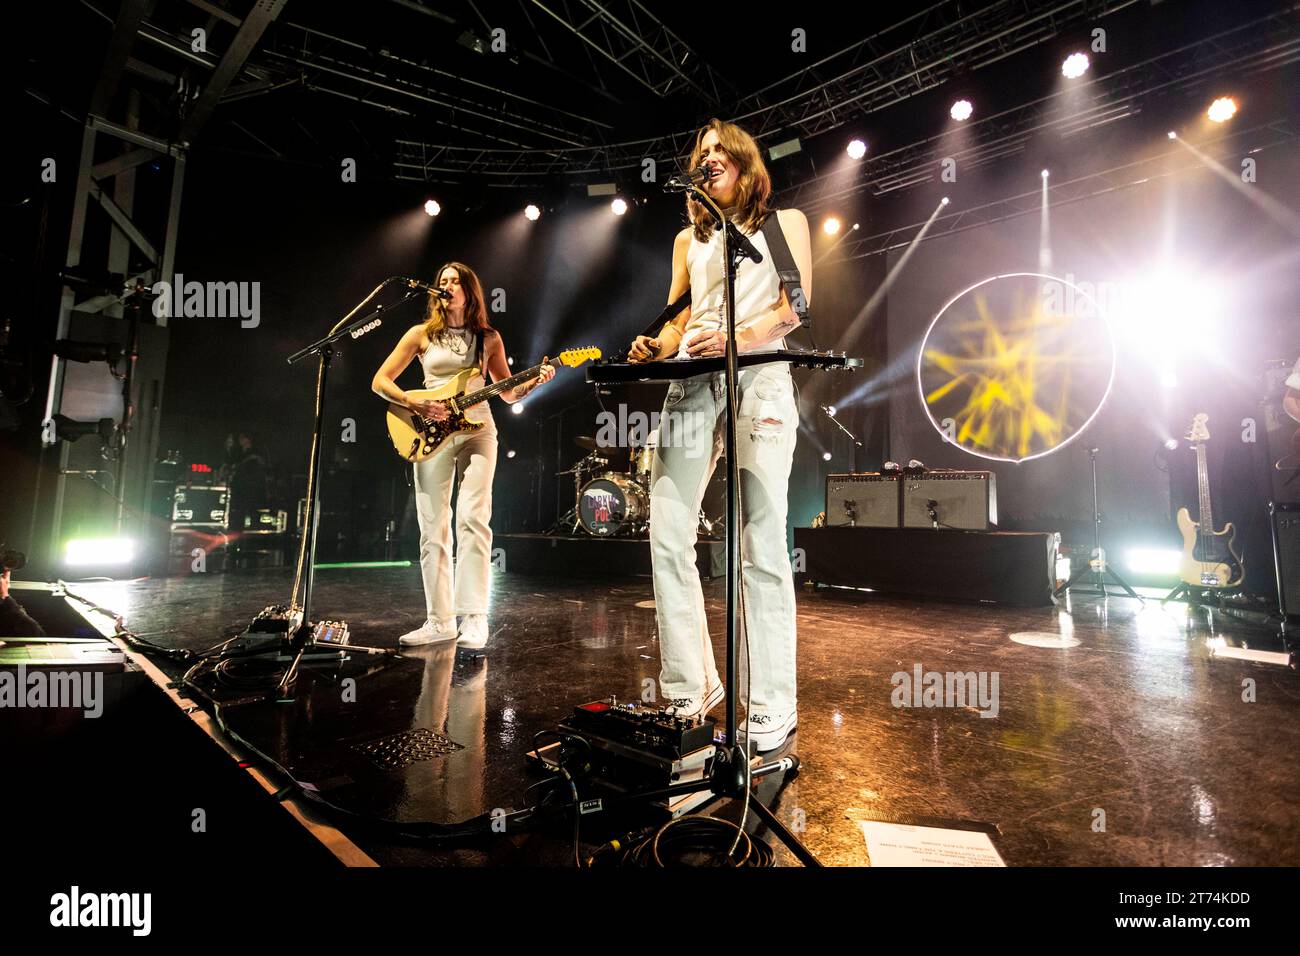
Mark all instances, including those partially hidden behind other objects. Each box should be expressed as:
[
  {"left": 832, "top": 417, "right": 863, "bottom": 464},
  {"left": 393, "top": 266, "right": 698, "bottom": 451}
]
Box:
[
  {"left": 422, "top": 261, "right": 491, "bottom": 339},
  {"left": 685, "top": 118, "right": 773, "bottom": 242}
]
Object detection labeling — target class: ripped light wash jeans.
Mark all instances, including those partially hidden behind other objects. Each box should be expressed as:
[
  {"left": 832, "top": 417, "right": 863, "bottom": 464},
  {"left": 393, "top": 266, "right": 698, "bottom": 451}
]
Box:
[{"left": 648, "top": 362, "right": 798, "bottom": 714}]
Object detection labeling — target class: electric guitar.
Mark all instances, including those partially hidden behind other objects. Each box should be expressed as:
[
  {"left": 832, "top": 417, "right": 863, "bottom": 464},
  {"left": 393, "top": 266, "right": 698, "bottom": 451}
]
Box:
[
  {"left": 1175, "top": 413, "right": 1244, "bottom": 588},
  {"left": 386, "top": 347, "right": 600, "bottom": 462}
]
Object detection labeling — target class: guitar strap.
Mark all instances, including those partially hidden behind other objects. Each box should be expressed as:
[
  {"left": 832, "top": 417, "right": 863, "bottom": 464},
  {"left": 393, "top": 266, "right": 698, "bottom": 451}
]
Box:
[
  {"left": 759, "top": 210, "right": 811, "bottom": 328},
  {"left": 474, "top": 328, "right": 485, "bottom": 375},
  {"left": 623, "top": 210, "right": 810, "bottom": 356}
]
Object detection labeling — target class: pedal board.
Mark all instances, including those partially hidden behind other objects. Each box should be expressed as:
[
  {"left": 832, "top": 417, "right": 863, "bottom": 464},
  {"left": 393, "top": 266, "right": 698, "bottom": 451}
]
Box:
[{"left": 527, "top": 698, "right": 720, "bottom": 817}]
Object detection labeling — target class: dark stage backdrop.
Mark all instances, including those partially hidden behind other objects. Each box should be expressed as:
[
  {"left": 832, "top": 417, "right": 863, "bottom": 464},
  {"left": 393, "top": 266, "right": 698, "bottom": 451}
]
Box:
[
  {"left": 880, "top": 145, "right": 1300, "bottom": 592},
  {"left": 156, "top": 156, "right": 886, "bottom": 557}
]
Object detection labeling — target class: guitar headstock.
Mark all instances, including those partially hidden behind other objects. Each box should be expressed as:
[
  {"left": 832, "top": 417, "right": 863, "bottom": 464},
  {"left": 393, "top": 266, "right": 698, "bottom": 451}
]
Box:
[
  {"left": 555, "top": 347, "right": 602, "bottom": 368},
  {"left": 1186, "top": 412, "right": 1210, "bottom": 444}
]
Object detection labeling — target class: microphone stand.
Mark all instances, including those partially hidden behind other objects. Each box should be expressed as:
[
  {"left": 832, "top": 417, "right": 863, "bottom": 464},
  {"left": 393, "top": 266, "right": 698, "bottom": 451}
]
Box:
[
  {"left": 1053, "top": 447, "right": 1143, "bottom": 604},
  {"left": 266, "top": 278, "right": 418, "bottom": 697}
]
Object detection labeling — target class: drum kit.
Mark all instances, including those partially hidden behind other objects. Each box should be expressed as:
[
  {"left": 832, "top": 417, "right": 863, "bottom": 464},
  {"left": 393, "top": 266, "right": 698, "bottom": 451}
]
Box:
[{"left": 557, "top": 430, "right": 724, "bottom": 539}]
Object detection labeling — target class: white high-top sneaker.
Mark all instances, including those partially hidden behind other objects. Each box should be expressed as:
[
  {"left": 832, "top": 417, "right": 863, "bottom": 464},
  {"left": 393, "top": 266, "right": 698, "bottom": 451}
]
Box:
[
  {"left": 456, "top": 613, "right": 490, "bottom": 649},
  {"left": 664, "top": 683, "right": 725, "bottom": 719},
  {"left": 398, "top": 619, "right": 457, "bottom": 646},
  {"left": 741, "top": 710, "right": 797, "bottom": 752}
]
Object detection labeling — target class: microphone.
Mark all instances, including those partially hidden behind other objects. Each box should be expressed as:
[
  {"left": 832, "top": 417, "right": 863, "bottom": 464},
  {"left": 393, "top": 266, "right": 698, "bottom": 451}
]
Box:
[
  {"left": 402, "top": 277, "right": 453, "bottom": 300},
  {"left": 687, "top": 163, "right": 717, "bottom": 185},
  {"left": 664, "top": 164, "right": 718, "bottom": 191},
  {"left": 725, "top": 222, "right": 763, "bottom": 264}
]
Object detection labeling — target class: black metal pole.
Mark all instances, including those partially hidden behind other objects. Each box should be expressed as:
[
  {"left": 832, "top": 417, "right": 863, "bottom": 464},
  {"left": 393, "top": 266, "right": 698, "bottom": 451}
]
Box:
[
  {"left": 1090, "top": 449, "right": 1105, "bottom": 595},
  {"left": 720, "top": 213, "right": 742, "bottom": 752},
  {"left": 297, "top": 345, "right": 333, "bottom": 636}
]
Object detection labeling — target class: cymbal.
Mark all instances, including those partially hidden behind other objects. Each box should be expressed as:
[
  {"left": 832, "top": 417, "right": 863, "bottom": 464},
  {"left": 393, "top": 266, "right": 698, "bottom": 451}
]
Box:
[{"left": 574, "top": 435, "right": 618, "bottom": 451}]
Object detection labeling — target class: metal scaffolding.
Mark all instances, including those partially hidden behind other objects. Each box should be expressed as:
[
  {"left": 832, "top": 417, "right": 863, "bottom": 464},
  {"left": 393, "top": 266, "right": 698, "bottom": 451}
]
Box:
[
  {"left": 386, "top": 0, "right": 1144, "bottom": 183},
  {"left": 776, "top": 3, "right": 1300, "bottom": 214},
  {"left": 826, "top": 118, "right": 1300, "bottom": 261},
  {"left": 36, "top": 0, "right": 283, "bottom": 565}
]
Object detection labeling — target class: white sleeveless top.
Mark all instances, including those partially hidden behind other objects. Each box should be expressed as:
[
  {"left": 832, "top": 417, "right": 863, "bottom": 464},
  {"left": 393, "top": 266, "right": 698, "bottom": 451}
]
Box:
[
  {"left": 676, "top": 218, "right": 785, "bottom": 359},
  {"left": 419, "top": 326, "right": 494, "bottom": 427}
]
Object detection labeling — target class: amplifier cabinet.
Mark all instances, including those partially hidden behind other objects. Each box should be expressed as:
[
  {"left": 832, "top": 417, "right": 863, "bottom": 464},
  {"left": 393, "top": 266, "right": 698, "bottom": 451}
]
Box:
[
  {"left": 902, "top": 472, "right": 997, "bottom": 530},
  {"left": 1272, "top": 502, "right": 1300, "bottom": 619},
  {"left": 825, "top": 473, "right": 902, "bottom": 527}
]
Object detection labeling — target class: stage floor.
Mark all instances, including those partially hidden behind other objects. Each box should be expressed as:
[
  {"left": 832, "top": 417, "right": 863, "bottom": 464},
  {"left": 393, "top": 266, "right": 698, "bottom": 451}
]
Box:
[{"left": 70, "top": 564, "right": 1299, "bottom": 867}]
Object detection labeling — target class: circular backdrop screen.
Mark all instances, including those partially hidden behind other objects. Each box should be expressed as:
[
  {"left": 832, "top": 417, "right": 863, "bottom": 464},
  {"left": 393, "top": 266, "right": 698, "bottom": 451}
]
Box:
[{"left": 916, "top": 272, "right": 1115, "bottom": 462}]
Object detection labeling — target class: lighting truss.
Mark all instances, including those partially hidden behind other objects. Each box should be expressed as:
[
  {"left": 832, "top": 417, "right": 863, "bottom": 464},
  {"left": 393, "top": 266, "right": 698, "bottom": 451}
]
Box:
[
  {"left": 829, "top": 119, "right": 1300, "bottom": 262},
  {"left": 778, "top": 4, "right": 1300, "bottom": 214}
]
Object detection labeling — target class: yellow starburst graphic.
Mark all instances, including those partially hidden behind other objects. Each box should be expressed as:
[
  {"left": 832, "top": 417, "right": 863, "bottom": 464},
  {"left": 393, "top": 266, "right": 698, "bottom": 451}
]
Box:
[{"left": 919, "top": 275, "right": 1113, "bottom": 461}]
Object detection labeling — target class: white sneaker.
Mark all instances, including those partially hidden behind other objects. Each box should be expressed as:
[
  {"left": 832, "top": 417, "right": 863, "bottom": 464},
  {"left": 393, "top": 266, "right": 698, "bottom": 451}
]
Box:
[
  {"left": 456, "top": 613, "right": 490, "bottom": 649},
  {"left": 742, "top": 710, "right": 797, "bottom": 752},
  {"left": 665, "top": 683, "right": 725, "bottom": 719},
  {"left": 398, "top": 619, "right": 457, "bottom": 646}
]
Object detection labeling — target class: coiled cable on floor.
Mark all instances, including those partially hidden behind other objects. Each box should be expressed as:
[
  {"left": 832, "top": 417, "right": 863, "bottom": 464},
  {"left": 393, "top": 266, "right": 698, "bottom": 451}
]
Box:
[{"left": 617, "top": 814, "right": 774, "bottom": 867}]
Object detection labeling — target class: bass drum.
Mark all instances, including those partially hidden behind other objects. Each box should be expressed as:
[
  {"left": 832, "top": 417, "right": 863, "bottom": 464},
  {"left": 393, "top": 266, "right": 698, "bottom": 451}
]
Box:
[{"left": 579, "top": 473, "right": 649, "bottom": 537}]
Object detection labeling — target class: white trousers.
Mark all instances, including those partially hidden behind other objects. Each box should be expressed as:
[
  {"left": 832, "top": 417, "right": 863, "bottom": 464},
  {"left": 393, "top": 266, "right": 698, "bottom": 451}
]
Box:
[
  {"left": 649, "top": 363, "right": 798, "bottom": 714},
  {"left": 412, "top": 422, "right": 497, "bottom": 623}
]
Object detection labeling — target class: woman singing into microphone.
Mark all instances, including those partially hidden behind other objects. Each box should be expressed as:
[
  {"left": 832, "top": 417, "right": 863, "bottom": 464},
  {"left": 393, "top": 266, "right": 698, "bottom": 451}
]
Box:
[
  {"left": 627, "top": 118, "right": 811, "bottom": 752},
  {"left": 372, "top": 262, "right": 554, "bottom": 647}
]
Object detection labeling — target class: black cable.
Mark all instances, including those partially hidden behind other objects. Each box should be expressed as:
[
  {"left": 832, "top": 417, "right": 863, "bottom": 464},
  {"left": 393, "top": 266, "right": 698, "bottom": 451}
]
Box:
[{"left": 618, "top": 815, "right": 775, "bottom": 867}]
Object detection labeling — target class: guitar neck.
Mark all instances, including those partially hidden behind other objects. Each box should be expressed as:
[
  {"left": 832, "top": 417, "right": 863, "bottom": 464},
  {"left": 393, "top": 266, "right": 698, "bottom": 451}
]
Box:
[
  {"left": 457, "top": 363, "right": 547, "bottom": 409},
  {"left": 1194, "top": 442, "right": 1213, "bottom": 534}
]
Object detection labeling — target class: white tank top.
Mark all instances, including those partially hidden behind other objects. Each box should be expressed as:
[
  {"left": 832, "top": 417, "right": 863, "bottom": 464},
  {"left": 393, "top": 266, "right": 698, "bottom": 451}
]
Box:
[
  {"left": 419, "top": 326, "right": 494, "bottom": 426},
  {"left": 677, "top": 218, "right": 785, "bottom": 358}
]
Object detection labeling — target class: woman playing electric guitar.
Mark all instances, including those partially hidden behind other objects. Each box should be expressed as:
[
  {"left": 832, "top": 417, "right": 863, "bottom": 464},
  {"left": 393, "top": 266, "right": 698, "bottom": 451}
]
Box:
[{"left": 372, "top": 262, "right": 554, "bottom": 647}]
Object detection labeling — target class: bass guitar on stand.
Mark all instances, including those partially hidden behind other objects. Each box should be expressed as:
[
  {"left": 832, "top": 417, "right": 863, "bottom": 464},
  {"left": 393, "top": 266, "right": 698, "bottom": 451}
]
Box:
[{"left": 1166, "top": 413, "right": 1244, "bottom": 601}]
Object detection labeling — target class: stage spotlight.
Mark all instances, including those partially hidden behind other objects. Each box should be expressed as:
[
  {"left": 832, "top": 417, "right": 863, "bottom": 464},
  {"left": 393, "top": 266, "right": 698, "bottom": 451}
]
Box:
[
  {"left": 1207, "top": 96, "right": 1238, "bottom": 123},
  {"left": 65, "top": 537, "right": 135, "bottom": 567},
  {"left": 610, "top": 198, "right": 628, "bottom": 216},
  {"left": 524, "top": 204, "right": 541, "bottom": 221},
  {"left": 1125, "top": 548, "right": 1181, "bottom": 576},
  {"left": 1167, "top": 131, "right": 1178, "bottom": 140},
  {"left": 1163, "top": 438, "right": 1180, "bottom": 451},
  {"left": 507, "top": 449, "right": 517, "bottom": 459},
  {"left": 846, "top": 139, "right": 867, "bottom": 160},
  {"left": 512, "top": 403, "right": 525, "bottom": 415},
  {"left": 823, "top": 217, "right": 842, "bottom": 236},
  {"left": 825, "top": 405, "right": 837, "bottom": 417},
  {"left": 853, "top": 223, "right": 860, "bottom": 230},
  {"left": 1041, "top": 169, "right": 1050, "bottom": 179},
  {"left": 508, "top": 356, "right": 514, "bottom": 366},
  {"left": 950, "top": 99, "right": 973, "bottom": 122},
  {"left": 822, "top": 452, "right": 833, "bottom": 461},
  {"left": 1062, "top": 52, "right": 1089, "bottom": 79},
  {"left": 423, "top": 199, "right": 441, "bottom": 217},
  {"left": 941, "top": 197, "right": 950, "bottom": 205}
]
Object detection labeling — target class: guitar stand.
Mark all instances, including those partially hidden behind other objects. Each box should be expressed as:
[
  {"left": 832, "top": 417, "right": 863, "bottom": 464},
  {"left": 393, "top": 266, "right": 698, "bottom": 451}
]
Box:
[
  {"left": 1162, "top": 582, "right": 1229, "bottom": 608},
  {"left": 1162, "top": 583, "right": 1263, "bottom": 616}
]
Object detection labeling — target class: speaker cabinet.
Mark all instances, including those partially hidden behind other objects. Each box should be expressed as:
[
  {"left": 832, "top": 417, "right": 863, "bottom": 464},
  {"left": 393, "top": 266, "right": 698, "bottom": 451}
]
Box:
[
  {"left": 1272, "top": 502, "right": 1300, "bottom": 619},
  {"left": 825, "top": 473, "right": 901, "bottom": 527},
  {"left": 902, "top": 472, "right": 997, "bottom": 530}
]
